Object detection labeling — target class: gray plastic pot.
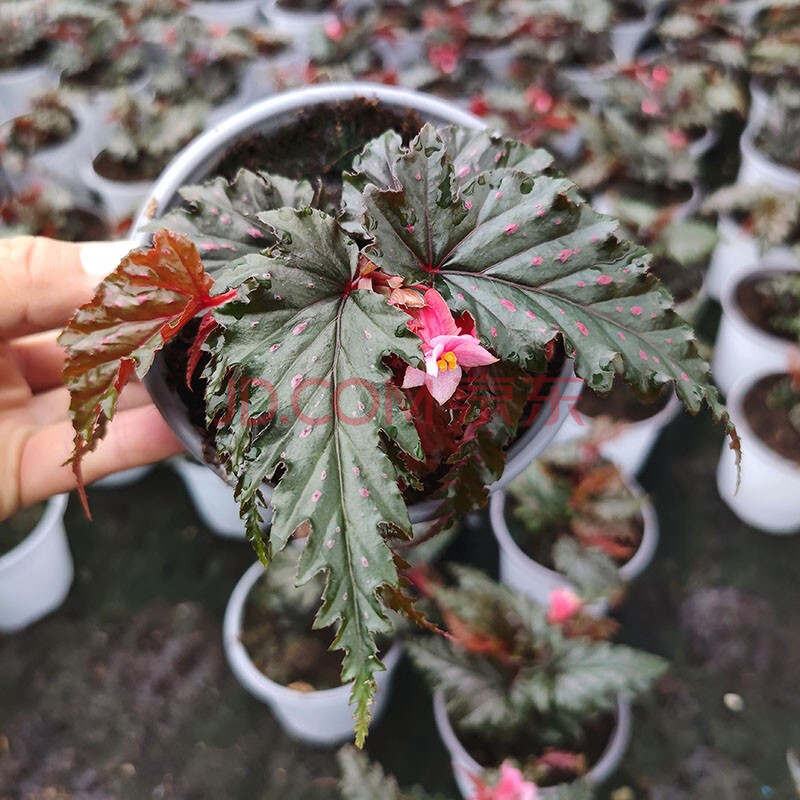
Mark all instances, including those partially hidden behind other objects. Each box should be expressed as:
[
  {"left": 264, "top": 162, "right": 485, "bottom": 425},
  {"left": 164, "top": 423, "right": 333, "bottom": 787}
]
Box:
[{"left": 130, "top": 82, "right": 575, "bottom": 524}]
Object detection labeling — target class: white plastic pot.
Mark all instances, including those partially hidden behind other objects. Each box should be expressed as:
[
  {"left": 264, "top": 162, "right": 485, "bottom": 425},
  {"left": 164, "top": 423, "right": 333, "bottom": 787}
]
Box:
[
  {"left": 131, "top": 83, "right": 575, "bottom": 525},
  {"left": 490, "top": 476, "right": 659, "bottom": 606},
  {"left": 258, "top": 0, "right": 336, "bottom": 54},
  {"left": 205, "top": 73, "right": 253, "bottom": 130},
  {"left": 0, "top": 62, "right": 58, "bottom": 125},
  {"left": 592, "top": 182, "right": 701, "bottom": 223},
  {"left": 26, "top": 118, "right": 90, "bottom": 185},
  {"left": 223, "top": 560, "right": 402, "bottom": 744},
  {"left": 712, "top": 258, "right": 800, "bottom": 396},
  {"left": 717, "top": 369, "right": 800, "bottom": 534},
  {"left": 737, "top": 126, "right": 800, "bottom": 193},
  {"left": 190, "top": 0, "right": 260, "bottom": 25},
  {"left": 748, "top": 79, "right": 771, "bottom": 131},
  {"left": 552, "top": 388, "right": 682, "bottom": 476},
  {"left": 610, "top": 11, "right": 656, "bottom": 64},
  {"left": 561, "top": 64, "right": 611, "bottom": 105},
  {"left": 433, "top": 690, "right": 632, "bottom": 799},
  {"left": 92, "top": 465, "right": 153, "bottom": 489},
  {"left": 0, "top": 494, "right": 72, "bottom": 633},
  {"left": 172, "top": 457, "right": 272, "bottom": 538},
  {"left": 80, "top": 155, "right": 153, "bottom": 222},
  {"left": 705, "top": 214, "right": 761, "bottom": 301},
  {"left": 688, "top": 126, "right": 719, "bottom": 160}
]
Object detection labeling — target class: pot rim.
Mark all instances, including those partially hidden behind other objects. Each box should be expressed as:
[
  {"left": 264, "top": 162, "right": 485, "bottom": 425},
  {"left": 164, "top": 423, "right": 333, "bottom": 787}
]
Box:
[
  {"left": 130, "top": 82, "right": 574, "bottom": 522},
  {"left": 0, "top": 494, "right": 69, "bottom": 572},
  {"left": 432, "top": 688, "right": 632, "bottom": 790},
  {"left": 740, "top": 125, "right": 800, "bottom": 189},
  {"left": 719, "top": 258, "right": 800, "bottom": 354},
  {"left": 490, "top": 469, "right": 659, "bottom": 586},
  {"left": 726, "top": 367, "right": 800, "bottom": 476},
  {"left": 223, "top": 559, "right": 402, "bottom": 702}
]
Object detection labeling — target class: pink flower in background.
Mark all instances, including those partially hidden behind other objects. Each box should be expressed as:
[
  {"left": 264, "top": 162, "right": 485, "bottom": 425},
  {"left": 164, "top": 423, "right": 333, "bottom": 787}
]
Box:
[
  {"left": 428, "top": 42, "right": 460, "bottom": 74},
  {"left": 641, "top": 97, "right": 661, "bottom": 116},
  {"left": 470, "top": 762, "right": 538, "bottom": 800},
  {"left": 403, "top": 288, "right": 498, "bottom": 405},
  {"left": 547, "top": 588, "right": 583, "bottom": 624}
]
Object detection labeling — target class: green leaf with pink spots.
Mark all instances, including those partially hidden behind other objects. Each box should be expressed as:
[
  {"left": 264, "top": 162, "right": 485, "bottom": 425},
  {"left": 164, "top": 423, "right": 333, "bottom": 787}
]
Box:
[
  {"left": 202, "top": 208, "right": 424, "bottom": 746},
  {"left": 361, "top": 124, "right": 731, "bottom": 428}
]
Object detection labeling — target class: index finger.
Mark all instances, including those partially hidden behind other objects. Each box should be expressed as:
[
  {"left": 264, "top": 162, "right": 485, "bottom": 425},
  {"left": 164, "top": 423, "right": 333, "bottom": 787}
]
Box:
[{"left": 0, "top": 237, "right": 134, "bottom": 340}]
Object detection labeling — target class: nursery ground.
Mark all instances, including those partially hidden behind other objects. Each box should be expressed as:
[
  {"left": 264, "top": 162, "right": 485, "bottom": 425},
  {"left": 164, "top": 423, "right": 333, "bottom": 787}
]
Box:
[{"left": 1, "top": 378, "right": 800, "bottom": 798}]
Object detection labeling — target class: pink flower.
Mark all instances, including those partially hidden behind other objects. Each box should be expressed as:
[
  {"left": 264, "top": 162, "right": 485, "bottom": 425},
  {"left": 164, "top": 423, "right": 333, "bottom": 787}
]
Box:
[
  {"left": 547, "top": 588, "right": 583, "bottom": 625},
  {"left": 428, "top": 42, "right": 460, "bottom": 74},
  {"left": 641, "top": 97, "right": 661, "bottom": 116},
  {"left": 470, "top": 762, "right": 538, "bottom": 800},
  {"left": 324, "top": 18, "right": 345, "bottom": 41},
  {"left": 402, "top": 288, "right": 498, "bottom": 405}
]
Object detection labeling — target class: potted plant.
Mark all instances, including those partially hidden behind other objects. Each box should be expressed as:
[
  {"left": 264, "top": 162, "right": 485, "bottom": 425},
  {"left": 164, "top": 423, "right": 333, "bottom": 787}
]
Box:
[
  {"left": 490, "top": 442, "right": 658, "bottom": 607},
  {"left": 172, "top": 455, "right": 273, "bottom": 538},
  {"left": 408, "top": 567, "right": 667, "bottom": 798},
  {"left": 224, "top": 550, "right": 402, "bottom": 744},
  {"left": 0, "top": 494, "right": 72, "bottom": 633},
  {"left": 599, "top": 58, "right": 746, "bottom": 159},
  {"left": 190, "top": 0, "right": 260, "bottom": 27},
  {"left": 738, "top": 82, "right": 800, "bottom": 192},
  {"left": 80, "top": 94, "right": 208, "bottom": 221},
  {"left": 49, "top": 0, "right": 149, "bottom": 136},
  {"left": 1, "top": 90, "right": 86, "bottom": 186},
  {"left": 717, "top": 368, "right": 800, "bottom": 534},
  {"left": 553, "top": 379, "right": 681, "bottom": 476},
  {"left": 714, "top": 262, "right": 800, "bottom": 395},
  {"left": 748, "top": 29, "right": 800, "bottom": 128},
  {"left": 0, "top": 181, "right": 109, "bottom": 242},
  {"left": 58, "top": 85, "right": 732, "bottom": 745},
  {"left": 259, "top": 0, "right": 338, "bottom": 56},
  {"left": 148, "top": 14, "right": 256, "bottom": 128},
  {"left": 337, "top": 745, "right": 591, "bottom": 800},
  {"left": 0, "top": 0, "right": 58, "bottom": 125},
  {"left": 702, "top": 183, "right": 800, "bottom": 300},
  {"left": 608, "top": 0, "right": 661, "bottom": 63}
]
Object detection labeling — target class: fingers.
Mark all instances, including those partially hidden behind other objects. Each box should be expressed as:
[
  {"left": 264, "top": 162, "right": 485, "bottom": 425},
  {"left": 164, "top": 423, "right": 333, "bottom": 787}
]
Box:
[
  {"left": 8, "top": 331, "right": 66, "bottom": 392},
  {"left": 0, "top": 238, "right": 134, "bottom": 339},
  {"left": 14, "top": 404, "right": 184, "bottom": 513}
]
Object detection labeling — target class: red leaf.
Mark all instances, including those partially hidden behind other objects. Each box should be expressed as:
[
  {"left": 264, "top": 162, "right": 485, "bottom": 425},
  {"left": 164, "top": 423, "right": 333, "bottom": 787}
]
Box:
[{"left": 59, "top": 230, "right": 237, "bottom": 515}]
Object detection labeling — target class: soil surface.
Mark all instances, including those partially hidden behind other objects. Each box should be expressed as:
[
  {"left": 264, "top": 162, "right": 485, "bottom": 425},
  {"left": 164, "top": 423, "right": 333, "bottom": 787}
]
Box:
[
  {"left": 0, "top": 502, "right": 46, "bottom": 558},
  {"left": 276, "top": 0, "right": 334, "bottom": 10},
  {"left": 743, "top": 373, "right": 800, "bottom": 463},
  {"left": 577, "top": 381, "right": 672, "bottom": 423},
  {"left": 736, "top": 271, "right": 800, "bottom": 344},
  {"left": 649, "top": 257, "right": 704, "bottom": 305},
  {"left": 609, "top": 181, "right": 694, "bottom": 209},
  {"left": 93, "top": 151, "right": 161, "bottom": 183}
]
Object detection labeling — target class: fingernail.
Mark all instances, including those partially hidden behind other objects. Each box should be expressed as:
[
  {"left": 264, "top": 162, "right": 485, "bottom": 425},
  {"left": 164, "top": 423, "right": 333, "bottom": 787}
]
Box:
[{"left": 81, "top": 240, "right": 136, "bottom": 278}]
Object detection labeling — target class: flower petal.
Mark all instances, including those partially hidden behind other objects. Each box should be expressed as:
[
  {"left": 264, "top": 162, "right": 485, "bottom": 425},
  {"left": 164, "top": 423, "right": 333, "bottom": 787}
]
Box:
[
  {"left": 428, "top": 365, "right": 462, "bottom": 404},
  {"left": 402, "top": 366, "right": 428, "bottom": 388}
]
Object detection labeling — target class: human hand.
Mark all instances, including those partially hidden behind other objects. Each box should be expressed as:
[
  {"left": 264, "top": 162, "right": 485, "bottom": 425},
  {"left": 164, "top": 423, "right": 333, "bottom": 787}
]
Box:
[{"left": 0, "top": 236, "right": 184, "bottom": 521}]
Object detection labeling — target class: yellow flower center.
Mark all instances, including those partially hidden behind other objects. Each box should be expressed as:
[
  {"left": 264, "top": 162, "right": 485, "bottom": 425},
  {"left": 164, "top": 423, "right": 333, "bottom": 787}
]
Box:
[{"left": 437, "top": 351, "right": 458, "bottom": 372}]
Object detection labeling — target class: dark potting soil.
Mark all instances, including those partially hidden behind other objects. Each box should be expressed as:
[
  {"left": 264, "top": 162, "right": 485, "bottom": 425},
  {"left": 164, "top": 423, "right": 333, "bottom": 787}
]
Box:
[
  {"left": 241, "top": 590, "right": 346, "bottom": 691},
  {"left": 736, "top": 271, "right": 800, "bottom": 344},
  {"left": 0, "top": 40, "right": 48, "bottom": 72},
  {"left": 505, "top": 489, "right": 644, "bottom": 570},
  {"left": 93, "top": 151, "right": 162, "bottom": 183},
  {"left": 649, "top": 256, "right": 704, "bottom": 305},
  {"left": 275, "top": 0, "right": 334, "bottom": 12},
  {"left": 211, "top": 97, "right": 424, "bottom": 209},
  {"left": 577, "top": 381, "right": 672, "bottom": 423},
  {"left": 613, "top": 0, "right": 647, "bottom": 21},
  {"left": 63, "top": 62, "right": 144, "bottom": 91},
  {"left": 456, "top": 711, "right": 616, "bottom": 787},
  {"left": 0, "top": 502, "right": 46, "bottom": 558},
  {"left": 743, "top": 374, "right": 800, "bottom": 464},
  {"left": 611, "top": 181, "right": 694, "bottom": 208},
  {"left": 40, "top": 208, "right": 110, "bottom": 243}
]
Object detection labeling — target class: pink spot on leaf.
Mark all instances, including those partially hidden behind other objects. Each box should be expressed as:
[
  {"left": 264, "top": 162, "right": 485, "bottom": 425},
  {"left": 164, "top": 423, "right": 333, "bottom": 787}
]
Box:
[
  {"left": 596, "top": 275, "right": 612, "bottom": 285},
  {"left": 532, "top": 256, "right": 543, "bottom": 266},
  {"left": 500, "top": 299, "right": 516, "bottom": 312},
  {"left": 291, "top": 374, "right": 303, "bottom": 389},
  {"left": 292, "top": 322, "right": 308, "bottom": 335},
  {"left": 311, "top": 491, "right": 322, "bottom": 502},
  {"left": 491, "top": 327, "right": 498, "bottom": 337},
  {"left": 639, "top": 349, "right": 649, "bottom": 361},
  {"left": 505, "top": 223, "right": 519, "bottom": 234},
  {"left": 630, "top": 306, "right": 643, "bottom": 316},
  {"left": 300, "top": 425, "right": 313, "bottom": 438},
  {"left": 577, "top": 322, "right": 589, "bottom": 336},
  {"left": 359, "top": 488, "right": 370, "bottom": 498},
  {"left": 618, "top": 331, "right": 626, "bottom": 340},
  {"left": 247, "top": 227, "right": 264, "bottom": 238}
]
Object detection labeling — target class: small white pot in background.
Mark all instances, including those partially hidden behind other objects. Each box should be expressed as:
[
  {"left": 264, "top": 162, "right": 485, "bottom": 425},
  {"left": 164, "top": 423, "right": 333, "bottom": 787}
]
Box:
[
  {"left": 688, "top": 126, "right": 720, "bottom": 160},
  {"left": 610, "top": 10, "right": 657, "bottom": 64},
  {"left": 705, "top": 214, "right": 762, "bottom": 301},
  {"left": 80, "top": 154, "right": 153, "bottom": 222},
  {"left": 190, "top": 0, "right": 260, "bottom": 25},
  {"left": 258, "top": 0, "right": 336, "bottom": 55},
  {"left": 223, "top": 560, "right": 402, "bottom": 744},
  {"left": 717, "top": 369, "right": 800, "bottom": 534},
  {"left": 592, "top": 182, "right": 702, "bottom": 223},
  {"left": 490, "top": 477, "right": 659, "bottom": 606},
  {"left": 748, "top": 79, "right": 771, "bottom": 132},
  {"left": 713, "top": 258, "right": 799, "bottom": 396},
  {"left": 205, "top": 72, "right": 254, "bottom": 131},
  {"left": 172, "top": 457, "right": 272, "bottom": 539},
  {"left": 738, "top": 127, "right": 800, "bottom": 193},
  {"left": 0, "top": 494, "right": 72, "bottom": 633},
  {"left": 434, "top": 690, "right": 632, "bottom": 799},
  {"left": 0, "top": 62, "right": 58, "bottom": 126},
  {"left": 26, "top": 117, "right": 91, "bottom": 186},
  {"left": 552, "top": 389, "right": 682, "bottom": 476}
]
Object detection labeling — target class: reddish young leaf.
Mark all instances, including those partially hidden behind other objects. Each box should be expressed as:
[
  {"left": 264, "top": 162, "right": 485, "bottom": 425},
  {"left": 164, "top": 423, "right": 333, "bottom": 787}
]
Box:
[{"left": 58, "top": 230, "right": 237, "bottom": 514}]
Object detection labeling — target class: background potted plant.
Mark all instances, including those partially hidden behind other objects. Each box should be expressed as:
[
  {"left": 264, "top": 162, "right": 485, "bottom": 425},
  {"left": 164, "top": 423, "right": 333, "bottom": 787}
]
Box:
[
  {"left": 490, "top": 442, "right": 659, "bottom": 607},
  {"left": 190, "top": 0, "right": 260, "bottom": 27},
  {"left": 714, "top": 261, "right": 800, "bottom": 395},
  {"left": 59, "top": 87, "right": 733, "bottom": 745},
  {"left": 0, "top": 0, "right": 58, "bottom": 125},
  {"left": 224, "top": 551, "right": 403, "bottom": 744},
  {"left": 0, "top": 494, "right": 72, "bottom": 633},
  {"left": 717, "top": 367, "right": 800, "bottom": 534},
  {"left": 80, "top": 93, "right": 208, "bottom": 221},
  {"left": 408, "top": 567, "right": 667, "bottom": 798}
]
